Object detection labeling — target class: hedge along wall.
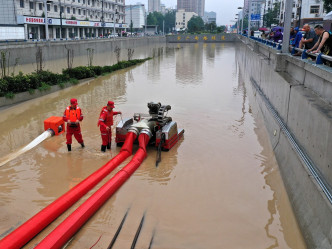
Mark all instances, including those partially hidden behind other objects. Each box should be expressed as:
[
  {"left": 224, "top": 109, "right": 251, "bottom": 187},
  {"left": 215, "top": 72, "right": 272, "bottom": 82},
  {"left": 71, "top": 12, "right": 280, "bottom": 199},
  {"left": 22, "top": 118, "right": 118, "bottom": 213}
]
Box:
[{"left": 0, "top": 59, "right": 150, "bottom": 99}]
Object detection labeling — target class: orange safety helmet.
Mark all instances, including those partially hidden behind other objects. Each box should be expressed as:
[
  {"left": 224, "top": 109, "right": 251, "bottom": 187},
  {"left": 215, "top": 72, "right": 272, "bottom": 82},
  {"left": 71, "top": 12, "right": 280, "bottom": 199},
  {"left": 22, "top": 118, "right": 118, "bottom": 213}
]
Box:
[
  {"left": 107, "top": 101, "right": 115, "bottom": 108},
  {"left": 70, "top": 98, "right": 78, "bottom": 105}
]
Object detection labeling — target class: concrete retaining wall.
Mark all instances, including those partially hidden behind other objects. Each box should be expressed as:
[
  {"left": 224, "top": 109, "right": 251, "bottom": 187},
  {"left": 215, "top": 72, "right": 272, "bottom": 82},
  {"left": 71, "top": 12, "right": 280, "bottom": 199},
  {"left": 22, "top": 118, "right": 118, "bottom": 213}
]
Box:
[
  {"left": 0, "top": 36, "right": 166, "bottom": 74},
  {"left": 237, "top": 36, "right": 332, "bottom": 249},
  {"left": 166, "top": 33, "right": 238, "bottom": 43}
]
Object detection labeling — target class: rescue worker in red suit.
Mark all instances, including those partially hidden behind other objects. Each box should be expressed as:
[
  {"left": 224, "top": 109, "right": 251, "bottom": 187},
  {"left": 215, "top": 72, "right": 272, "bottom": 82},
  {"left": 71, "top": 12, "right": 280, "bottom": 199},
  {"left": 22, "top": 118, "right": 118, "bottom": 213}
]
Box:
[
  {"left": 98, "top": 101, "right": 121, "bottom": 152},
  {"left": 63, "top": 98, "right": 85, "bottom": 151}
]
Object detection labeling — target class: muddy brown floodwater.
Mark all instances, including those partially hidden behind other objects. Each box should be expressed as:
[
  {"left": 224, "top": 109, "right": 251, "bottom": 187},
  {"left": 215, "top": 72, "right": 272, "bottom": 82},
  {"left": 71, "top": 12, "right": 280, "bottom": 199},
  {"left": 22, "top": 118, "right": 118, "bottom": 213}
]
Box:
[{"left": 0, "top": 43, "right": 306, "bottom": 249}]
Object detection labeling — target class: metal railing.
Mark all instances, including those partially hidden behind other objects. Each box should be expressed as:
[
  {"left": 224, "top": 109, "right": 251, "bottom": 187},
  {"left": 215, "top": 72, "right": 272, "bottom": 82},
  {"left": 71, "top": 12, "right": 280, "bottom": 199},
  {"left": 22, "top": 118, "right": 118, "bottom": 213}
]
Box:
[
  {"left": 240, "top": 33, "right": 332, "bottom": 65},
  {"left": 290, "top": 47, "right": 332, "bottom": 65}
]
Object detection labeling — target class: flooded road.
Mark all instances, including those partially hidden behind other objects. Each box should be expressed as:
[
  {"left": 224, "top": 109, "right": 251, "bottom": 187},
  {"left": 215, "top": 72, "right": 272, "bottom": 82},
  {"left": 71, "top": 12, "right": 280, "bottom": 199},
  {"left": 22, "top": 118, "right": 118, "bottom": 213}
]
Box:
[{"left": 0, "top": 43, "right": 306, "bottom": 248}]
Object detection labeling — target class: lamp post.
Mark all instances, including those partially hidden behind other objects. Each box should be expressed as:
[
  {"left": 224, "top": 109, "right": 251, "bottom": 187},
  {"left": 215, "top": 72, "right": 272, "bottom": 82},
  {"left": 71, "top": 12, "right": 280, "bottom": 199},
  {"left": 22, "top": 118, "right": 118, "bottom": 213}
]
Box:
[
  {"left": 59, "top": 0, "right": 63, "bottom": 39},
  {"left": 130, "top": 5, "right": 133, "bottom": 36},
  {"left": 43, "top": 0, "right": 49, "bottom": 40},
  {"left": 101, "top": 0, "right": 105, "bottom": 37},
  {"left": 238, "top": 7, "right": 244, "bottom": 34},
  {"left": 281, "top": 0, "right": 293, "bottom": 53}
]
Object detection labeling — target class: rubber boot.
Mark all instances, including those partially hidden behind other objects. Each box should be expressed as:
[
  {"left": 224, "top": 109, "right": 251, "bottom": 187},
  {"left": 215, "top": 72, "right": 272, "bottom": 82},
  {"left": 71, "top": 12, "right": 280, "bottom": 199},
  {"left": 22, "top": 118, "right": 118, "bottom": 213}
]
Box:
[
  {"left": 80, "top": 143, "right": 85, "bottom": 148},
  {"left": 101, "top": 145, "right": 106, "bottom": 152},
  {"left": 67, "top": 144, "right": 71, "bottom": 152},
  {"left": 107, "top": 143, "right": 111, "bottom": 150}
]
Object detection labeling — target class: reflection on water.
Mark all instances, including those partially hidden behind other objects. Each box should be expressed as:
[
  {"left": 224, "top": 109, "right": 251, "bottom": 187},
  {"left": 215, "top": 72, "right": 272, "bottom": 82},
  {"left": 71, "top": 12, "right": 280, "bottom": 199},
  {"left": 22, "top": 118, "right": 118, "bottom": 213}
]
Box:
[{"left": 0, "top": 43, "right": 306, "bottom": 248}]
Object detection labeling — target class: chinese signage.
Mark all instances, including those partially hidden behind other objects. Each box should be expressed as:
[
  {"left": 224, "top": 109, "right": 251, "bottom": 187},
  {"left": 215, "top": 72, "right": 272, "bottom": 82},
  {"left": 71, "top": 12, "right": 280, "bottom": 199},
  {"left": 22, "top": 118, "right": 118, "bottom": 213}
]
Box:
[
  {"left": 17, "top": 16, "right": 128, "bottom": 28},
  {"left": 250, "top": 14, "right": 261, "bottom": 21}
]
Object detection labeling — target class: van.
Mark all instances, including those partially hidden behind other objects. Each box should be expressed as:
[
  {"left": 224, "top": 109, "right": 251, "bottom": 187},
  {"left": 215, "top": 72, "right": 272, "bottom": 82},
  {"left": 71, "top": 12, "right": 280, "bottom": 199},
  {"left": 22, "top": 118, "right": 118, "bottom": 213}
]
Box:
[{"left": 254, "top": 31, "right": 260, "bottom": 38}]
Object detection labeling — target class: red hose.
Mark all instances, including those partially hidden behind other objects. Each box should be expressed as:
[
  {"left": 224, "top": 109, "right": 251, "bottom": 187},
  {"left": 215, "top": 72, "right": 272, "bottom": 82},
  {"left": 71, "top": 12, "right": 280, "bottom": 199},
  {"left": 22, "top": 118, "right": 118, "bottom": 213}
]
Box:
[
  {"left": 0, "top": 132, "right": 137, "bottom": 249},
  {"left": 35, "top": 133, "right": 150, "bottom": 249}
]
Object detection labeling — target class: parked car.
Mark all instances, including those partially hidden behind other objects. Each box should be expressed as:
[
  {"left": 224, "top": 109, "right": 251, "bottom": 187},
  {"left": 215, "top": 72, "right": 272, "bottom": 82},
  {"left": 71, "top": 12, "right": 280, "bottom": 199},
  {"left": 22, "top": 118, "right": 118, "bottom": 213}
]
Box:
[{"left": 254, "top": 31, "right": 261, "bottom": 38}]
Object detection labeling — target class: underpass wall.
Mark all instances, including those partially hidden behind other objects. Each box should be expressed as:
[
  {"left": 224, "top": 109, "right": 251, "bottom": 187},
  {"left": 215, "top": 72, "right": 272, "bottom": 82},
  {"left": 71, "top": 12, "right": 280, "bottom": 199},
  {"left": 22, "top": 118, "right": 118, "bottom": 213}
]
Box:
[
  {"left": 237, "top": 36, "right": 332, "bottom": 249},
  {"left": 0, "top": 36, "right": 166, "bottom": 74}
]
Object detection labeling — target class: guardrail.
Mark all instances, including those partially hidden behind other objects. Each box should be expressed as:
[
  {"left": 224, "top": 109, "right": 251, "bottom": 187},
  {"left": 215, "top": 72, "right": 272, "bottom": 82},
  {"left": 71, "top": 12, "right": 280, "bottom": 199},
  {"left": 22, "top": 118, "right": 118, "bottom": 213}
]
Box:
[
  {"left": 0, "top": 34, "right": 158, "bottom": 45},
  {"left": 240, "top": 34, "right": 332, "bottom": 66},
  {"left": 290, "top": 47, "right": 332, "bottom": 65}
]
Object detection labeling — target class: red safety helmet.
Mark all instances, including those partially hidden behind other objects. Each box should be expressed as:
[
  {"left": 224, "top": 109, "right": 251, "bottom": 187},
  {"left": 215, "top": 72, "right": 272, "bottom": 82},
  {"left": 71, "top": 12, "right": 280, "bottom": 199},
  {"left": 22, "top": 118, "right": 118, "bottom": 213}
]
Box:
[
  {"left": 107, "top": 101, "right": 115, "bottom": 108},
  {"left": 70, "top": 98, "right": 78, "bottom": 105}
]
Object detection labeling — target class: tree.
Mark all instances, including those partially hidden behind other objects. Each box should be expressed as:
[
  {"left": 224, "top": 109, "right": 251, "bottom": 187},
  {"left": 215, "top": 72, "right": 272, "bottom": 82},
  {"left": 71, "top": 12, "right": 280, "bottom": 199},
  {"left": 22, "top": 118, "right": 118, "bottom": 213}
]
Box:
[
  {"left": 205, "top": 22, "right": 217, "bottom": 32},
  {"left": 324, "top": 0, "right": 332, "bottom": 12},
  {"left": 147, "top": 13, "right": 157, "bottom": 25},
  {"left": 187, "top": 16, "right": 205, "bottom": 32},
  {"left": 263, "top": 2, "right": 280, "bottom": 28},
  {"left": 164, "top": 10, "right": 176, "bottom": 33},
  {"left": 217, "top": 26, "right": 226, "bottom": 33}
]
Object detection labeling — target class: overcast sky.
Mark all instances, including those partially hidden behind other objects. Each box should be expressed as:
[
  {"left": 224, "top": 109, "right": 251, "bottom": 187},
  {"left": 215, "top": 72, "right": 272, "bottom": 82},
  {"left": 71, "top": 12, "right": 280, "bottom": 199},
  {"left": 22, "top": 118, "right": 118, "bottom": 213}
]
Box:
[{"left": 125, "top": 0, "right": 244, "bottom": 26}]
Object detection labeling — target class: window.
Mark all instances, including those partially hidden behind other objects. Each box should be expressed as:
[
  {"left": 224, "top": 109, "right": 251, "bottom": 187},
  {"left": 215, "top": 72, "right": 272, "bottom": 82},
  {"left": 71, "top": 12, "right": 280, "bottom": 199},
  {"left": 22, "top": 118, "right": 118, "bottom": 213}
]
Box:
[
  {"left": 61, "top": 6, "right": 64, "bottom": 13},
  {"left": 310, "top": 5, "right": 320, "bottom": 14},
  {"left": 47, "top": 4, "right": 50, "bottom": 11},
  {"left": 30, "top": 2, "right": 34, "bottom": 10},
  {"left": 67, "top": 7, "right": 70, "bottom": 14},
  {"left": 39, "top": 3, "right": 42, "bottom": 10},
  {"left": 83, "top": 10, "right": 86, "bottom": 15},
  {"left": 83, "top": 0, "right": 86, "bottom": 4},
  {"left": 20, "top": 0, "right": 24, "bottom": 8},
  {"left": 78, "top": 9, "right": 81, "bottom": 15},
  {"left": 73, "top": 8, "right": 76, "bottom": 14},
  {"left": 54, "top": 5, "right": 57, "bottom": 12},
  {"left": 292, "top": 12, "right": 295, "bottom": 18}
]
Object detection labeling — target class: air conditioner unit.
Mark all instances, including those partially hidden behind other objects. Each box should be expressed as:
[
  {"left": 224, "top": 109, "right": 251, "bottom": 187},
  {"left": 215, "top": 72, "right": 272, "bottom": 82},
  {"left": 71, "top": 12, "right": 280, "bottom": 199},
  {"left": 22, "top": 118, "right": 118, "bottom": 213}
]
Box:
[{"left": 315, "top": 13, "right": 319, "bottom": 17}]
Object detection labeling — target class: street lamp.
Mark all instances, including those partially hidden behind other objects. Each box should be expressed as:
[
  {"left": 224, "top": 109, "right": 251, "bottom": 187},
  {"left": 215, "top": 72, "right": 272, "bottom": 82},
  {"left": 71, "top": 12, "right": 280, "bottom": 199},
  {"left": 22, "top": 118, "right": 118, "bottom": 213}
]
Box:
[
  {"left": 101, "top": 0, "right": 105, "bottom": 37},
  {"left": 43, "top": 0, "right": 51, "bottom": 40},
  {"left": 59, "top": 0, "right": 63, "bottom": 39},
  {"left": 238, "top": 7, "right": 244, "bottom": 34}
]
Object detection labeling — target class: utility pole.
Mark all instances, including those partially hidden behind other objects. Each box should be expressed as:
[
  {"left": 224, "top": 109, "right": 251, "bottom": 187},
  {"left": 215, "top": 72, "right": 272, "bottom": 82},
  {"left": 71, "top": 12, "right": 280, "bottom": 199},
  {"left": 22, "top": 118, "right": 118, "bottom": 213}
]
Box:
[
  {"left": 101, "top": 0, "right": 105, "bottom": 37},
  {"left": 130, "top": 5, "right": 133, "bottom": 36},
  {"left": 43, "top": 0, "right": 49, "bottom": 40},
  {"left": 248, "top": 0, "right": 252, "bottom": 37},
  {"left": 282, "top": 0, "right": 293, "bottom": 53},
  {"left": 59, "top": 0, "right": 63, "bottom": 39}
]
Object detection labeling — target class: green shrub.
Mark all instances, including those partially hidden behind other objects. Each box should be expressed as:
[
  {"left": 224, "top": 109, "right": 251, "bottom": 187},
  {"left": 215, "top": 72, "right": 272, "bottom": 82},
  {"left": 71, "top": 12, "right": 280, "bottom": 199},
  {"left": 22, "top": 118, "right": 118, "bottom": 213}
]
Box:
[
  {"left": 38, "top": 82, "right": 51, "bottom": 91},
  {"left": 0, "top": 57, "right": 151, "bottom": 96},
  {"left": 5, "top": 92, "right": 14, "bottom": 99}
]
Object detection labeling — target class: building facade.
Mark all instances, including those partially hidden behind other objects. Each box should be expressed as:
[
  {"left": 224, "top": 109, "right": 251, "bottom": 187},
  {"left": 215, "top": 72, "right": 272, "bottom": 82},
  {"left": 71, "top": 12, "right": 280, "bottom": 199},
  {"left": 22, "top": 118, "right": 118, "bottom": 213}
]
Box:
[
  {"left": 177, "top": 0, "right": 204, "bottom": 17},
  {"left": 203, "top": 11, "right": 216, "bottom": 24},
  {"left": 125, "top": 4, "right": 146, "bottom": 30},
  {"left": 175, "top": 9, "right": 197, "bottom": 31},
  {"left": 0, "top": 0, "right": 127, "bottom": 40},
  {"left": 279, "top": 0, "right": 325, "bottom": 27},
  {"left": 148, "top": 0, "right": 161, "bottom": 13}
]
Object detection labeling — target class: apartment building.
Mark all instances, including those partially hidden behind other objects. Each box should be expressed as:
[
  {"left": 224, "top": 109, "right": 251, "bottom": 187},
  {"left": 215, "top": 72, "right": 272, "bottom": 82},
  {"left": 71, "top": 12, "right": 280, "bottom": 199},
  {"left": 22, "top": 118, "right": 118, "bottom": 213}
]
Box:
[
  {"left": 175, "top": 8, "right": 197, "bottom": 31},
  {"left": 125, "top": 4, "right": 146, "bottom": 30},
  {"left": 177, "top": 0, "right": 204, "bottom": 17},
  {"left": 148, "top": 0, "right": 161, "bottom": 13},
  {"left": 2, "top": 0, "right": 127, "bottom": 40},
  {"left": 277, "top": 0, "right": 324, "bottom": 27}
]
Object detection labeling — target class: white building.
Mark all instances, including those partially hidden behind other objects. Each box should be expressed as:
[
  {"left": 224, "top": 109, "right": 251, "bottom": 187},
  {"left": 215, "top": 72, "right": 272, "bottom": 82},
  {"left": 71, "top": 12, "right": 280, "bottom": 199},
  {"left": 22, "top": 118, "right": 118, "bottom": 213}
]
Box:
[
  {"left": 175, "top": 9, "right": 197, "bottom": 31},
  {"left": 148, "top": 0, "right": 161, "bottom": 13},
  {"left": 279, "top": 0, "right": 325, "bottom": 26},
  {"left": 0, "top": 0, "right": 127, "bottom": 40},
  {"left": 203, "top": 11, "right": 216, "bottom": 24},
  {"left": 125, "top": 4, "right": 146, "bottom": 30}
]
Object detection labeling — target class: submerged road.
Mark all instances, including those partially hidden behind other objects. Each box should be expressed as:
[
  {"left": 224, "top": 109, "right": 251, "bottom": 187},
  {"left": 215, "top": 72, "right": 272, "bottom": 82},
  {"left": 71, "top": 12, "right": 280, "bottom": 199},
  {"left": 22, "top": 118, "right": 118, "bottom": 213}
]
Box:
[{"left": 0, "top": 43, "right": 306, "bottom": 248}]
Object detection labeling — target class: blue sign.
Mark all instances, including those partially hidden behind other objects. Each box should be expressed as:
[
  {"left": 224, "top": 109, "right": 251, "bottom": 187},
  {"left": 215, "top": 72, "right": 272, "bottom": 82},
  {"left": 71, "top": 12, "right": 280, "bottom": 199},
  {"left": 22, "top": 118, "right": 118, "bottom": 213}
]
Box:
[{"left": 251, "top": 14, "right": 261, "bottom": 21}]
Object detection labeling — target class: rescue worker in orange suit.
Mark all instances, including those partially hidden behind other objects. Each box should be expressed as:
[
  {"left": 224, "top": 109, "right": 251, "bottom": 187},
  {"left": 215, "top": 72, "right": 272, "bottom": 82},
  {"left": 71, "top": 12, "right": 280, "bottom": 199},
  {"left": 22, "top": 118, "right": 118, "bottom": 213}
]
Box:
[
  {"left": 98, "top": 101, "right": 121, "bottom": 152},
  {"left": 63, "top": 98, "right": 85, "bottom": 151}
]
